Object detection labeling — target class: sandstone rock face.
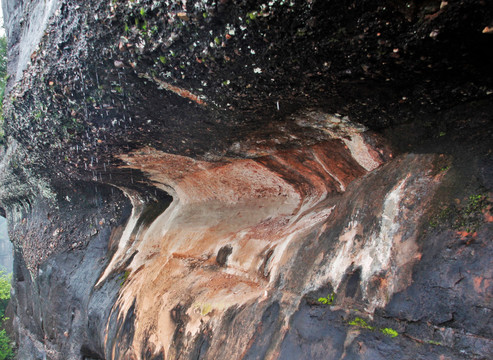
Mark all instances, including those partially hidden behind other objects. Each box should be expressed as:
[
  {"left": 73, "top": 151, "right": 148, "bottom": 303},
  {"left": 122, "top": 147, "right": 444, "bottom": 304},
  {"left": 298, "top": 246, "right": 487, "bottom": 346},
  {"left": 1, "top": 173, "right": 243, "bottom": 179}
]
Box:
[{"left": 0, "top": 0, "right": 492, "bottom": 359}]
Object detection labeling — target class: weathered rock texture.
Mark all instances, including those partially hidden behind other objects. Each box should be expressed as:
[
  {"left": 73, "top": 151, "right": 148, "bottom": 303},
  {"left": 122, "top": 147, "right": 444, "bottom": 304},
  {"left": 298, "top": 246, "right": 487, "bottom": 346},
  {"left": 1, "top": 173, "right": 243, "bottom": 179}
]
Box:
[{"left": 0, "top": 0, "right": 492, "bottom": 359}]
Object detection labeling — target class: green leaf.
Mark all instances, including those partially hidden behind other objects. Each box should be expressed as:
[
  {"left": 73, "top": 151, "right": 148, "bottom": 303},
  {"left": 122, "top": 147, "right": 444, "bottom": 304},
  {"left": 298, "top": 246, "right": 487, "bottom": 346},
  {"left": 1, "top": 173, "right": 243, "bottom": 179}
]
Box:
[
  {"left": 0, "top": 272, "right": 10, "bottom": 300},
  {"left": 381, "top": 328, "right": 398, "bottom": 338}
]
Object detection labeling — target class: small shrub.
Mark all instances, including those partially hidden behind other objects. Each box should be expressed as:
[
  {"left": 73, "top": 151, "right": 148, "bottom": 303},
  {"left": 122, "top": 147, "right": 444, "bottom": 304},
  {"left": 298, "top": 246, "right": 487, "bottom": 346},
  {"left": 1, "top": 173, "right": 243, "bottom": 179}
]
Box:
[
  {"left": 0, "top": 329, "right": 13, "bottom": 359},
  {"left": 317, "top": 292, "right": 335, "bottom": 305}
]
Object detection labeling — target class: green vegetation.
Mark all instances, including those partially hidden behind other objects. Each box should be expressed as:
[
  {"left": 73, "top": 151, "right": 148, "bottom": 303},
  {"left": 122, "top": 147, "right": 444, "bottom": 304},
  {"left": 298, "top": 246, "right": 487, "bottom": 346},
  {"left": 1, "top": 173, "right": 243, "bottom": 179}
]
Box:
[
  {"left": 465, "top": 194, "right": 486, "bottom": 215},
  {"left": 200, "top": 303, "right": 212, "bottom": 316},
  {"left": 247, "top": 11, "right": 257, "bottom": 20},
  {"left": 0, "top": 271, "right": 14, "bottom": 359},
  {"left": 348, "top": 317, "right": 375, "bottom": 330},
  {"left": 348, "top": 317, "right": 399, "bottom": 339},
  {"left": 0, "top": 272, "right": 11, "bottom": 314},
  {"left": 429, "top": 206, "right": 452, "bottom": 228},
  {"left": 120, "top": 270, "right": 130, "bottom": 287},
  {"left": 429, "top": 193, "right": 489, "bottom": 233},
  {"left": 427, "top": 340, "right": 442, "bottom": 346},
  {"left": 0, "top": 329, "right": 13, "bottom": 360},
  {"left": 317, "top": 292, "right": 335, "bottom": 305},
  {"left": 380, "top": 328, "right": 398, "bottom": 338},
  {"left": 455, "top": 193, "right": 488, "bottom": 232}
]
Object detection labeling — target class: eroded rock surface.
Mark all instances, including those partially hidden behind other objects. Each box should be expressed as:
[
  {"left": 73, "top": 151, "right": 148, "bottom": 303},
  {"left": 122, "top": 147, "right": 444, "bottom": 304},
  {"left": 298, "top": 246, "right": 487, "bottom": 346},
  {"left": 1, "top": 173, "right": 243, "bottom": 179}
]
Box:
[{"left": 0, "top": 0, "right": 492, "bottom": 359}]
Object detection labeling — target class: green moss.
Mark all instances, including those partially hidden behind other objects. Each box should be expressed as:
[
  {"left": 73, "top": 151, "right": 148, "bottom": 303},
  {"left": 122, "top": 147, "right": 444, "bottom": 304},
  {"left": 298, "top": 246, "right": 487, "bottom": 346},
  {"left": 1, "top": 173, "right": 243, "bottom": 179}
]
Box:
[
  {"left": 429, "top": 206, "right": 446, "bottom": 227},
  {"left": 429, "top": 193, "right": 489, "bottom": 232},
  {"left": 427, "top": 340, "right": 442, "bottom": 346},
  {"left": 247, "top": 11, "right": 257, "bottom": 20},
  {"left": 380, "top": 328, "right": 398, "bottom": 338},
  {"left": 201, "top": 303, "right": 212, "bottom": 316},
  {"left": 454, "top": 193, "right": 488, "bottom": 232},
  {"left": 120, "top": 270, "right": 130, "bottom": 287},
  {"left": 348, "top": 317, "right": 375, "bottom": 330},
  {"left": 318, "top": 292, "right": 335, "bottom": 305},
  {"left": 465, "top": 194, "right": 486, "bottom": 214}
]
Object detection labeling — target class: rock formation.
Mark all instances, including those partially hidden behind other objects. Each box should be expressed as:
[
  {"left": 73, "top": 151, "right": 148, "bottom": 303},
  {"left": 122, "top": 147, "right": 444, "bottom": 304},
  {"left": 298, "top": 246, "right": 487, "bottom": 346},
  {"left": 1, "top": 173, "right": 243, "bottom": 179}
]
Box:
[{"left": 0, "top": 0, "right": 492, "bottom": 359}]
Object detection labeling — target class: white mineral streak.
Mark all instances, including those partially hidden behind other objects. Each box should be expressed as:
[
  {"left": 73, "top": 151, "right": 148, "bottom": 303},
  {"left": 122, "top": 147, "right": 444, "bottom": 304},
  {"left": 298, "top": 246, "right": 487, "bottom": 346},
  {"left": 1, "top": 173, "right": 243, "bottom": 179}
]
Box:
[
  {"left": 359, "top": 178, "right": 407, "bottom": 305},
  {"left": 342, "top": 133, "right": 381, "bottom": 171},
  {"left": 311, "top": 177, "right": 409, "bottom": 311},
  {"left": 96, "top": 188, "right": 144, "bottom": 286},
  {"left": 313, "top": 152, "right": 346, "bottom": 191}
]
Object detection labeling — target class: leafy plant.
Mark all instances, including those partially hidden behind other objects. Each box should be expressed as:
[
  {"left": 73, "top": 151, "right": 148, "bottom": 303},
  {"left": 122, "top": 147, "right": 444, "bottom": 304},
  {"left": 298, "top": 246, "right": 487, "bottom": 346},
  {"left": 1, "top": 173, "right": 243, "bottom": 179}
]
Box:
[
  {"left": 0, "top": 272, "right": 10, "bottom": 301},
  {"left": 348, "top": 317, "right": 375, "bottom": 330},
  {"left": 0, "top": 329, "right": 13, "bottom": 360},
  {"left": 380, "top": 328, "right": 398, "bottom": 338},
  {"left": 348, "top": 317, "right": 399, "bottom": 339},
  {"left": 317, "top": 292, "right": 335, "bottom": 305},
  {"left": 0, "top": 272, "right": 13, "bottom": 359},
  {"left": 119, "top": 270, "right": 130, "bottom": 287}
]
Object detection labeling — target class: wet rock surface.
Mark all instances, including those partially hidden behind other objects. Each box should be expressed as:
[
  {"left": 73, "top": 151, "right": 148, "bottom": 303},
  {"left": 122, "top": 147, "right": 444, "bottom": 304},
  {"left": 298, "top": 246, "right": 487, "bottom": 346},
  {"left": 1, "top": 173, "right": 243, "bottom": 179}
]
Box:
[{"left": 0, "top": 0, "right": 492, "bottom": 359}]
